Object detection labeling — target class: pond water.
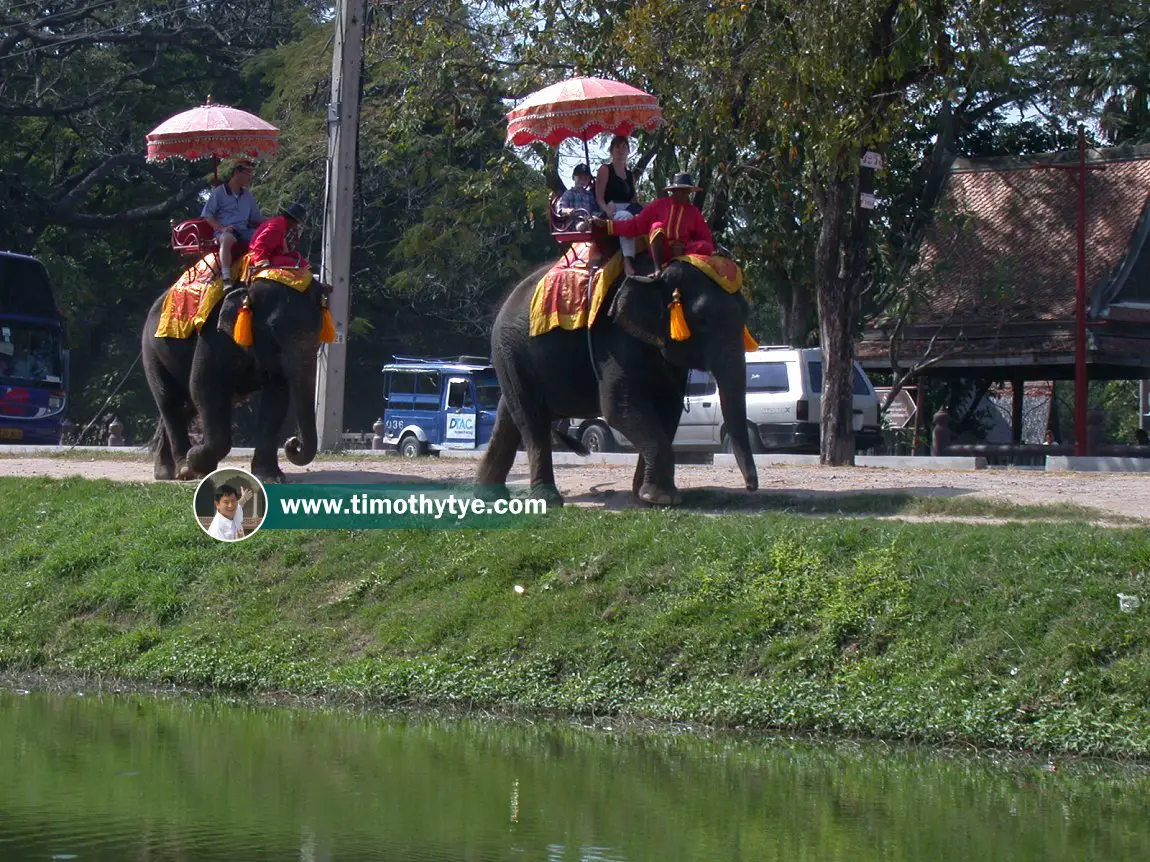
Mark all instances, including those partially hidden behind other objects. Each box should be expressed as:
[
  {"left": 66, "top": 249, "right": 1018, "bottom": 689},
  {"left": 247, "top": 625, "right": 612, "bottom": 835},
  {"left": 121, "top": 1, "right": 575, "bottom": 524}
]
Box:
[{"left": 1, "top": 688, "right": 1147, "bottom": 861}]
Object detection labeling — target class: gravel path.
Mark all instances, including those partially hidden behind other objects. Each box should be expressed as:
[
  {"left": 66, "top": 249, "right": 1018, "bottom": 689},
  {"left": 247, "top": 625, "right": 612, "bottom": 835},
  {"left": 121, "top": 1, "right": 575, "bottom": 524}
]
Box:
[{"left": 2, "top": 452, "right": 1148, "bottom": 523}]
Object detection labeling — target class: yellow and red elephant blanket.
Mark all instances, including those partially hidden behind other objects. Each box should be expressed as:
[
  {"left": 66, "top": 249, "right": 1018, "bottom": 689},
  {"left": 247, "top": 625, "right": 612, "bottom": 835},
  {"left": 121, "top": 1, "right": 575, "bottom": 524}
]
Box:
[
  {"left": 155, "top": 254, "right": 314, "bottom": 339},
  {"left": 675, "top": 253, "right": 743, "bottom": 294},
  {"left": 528, "top": 242, "right": 755, "bottom": 348},
  {"left": 529, "top": 242, "right": 624, "bottom": 337}
]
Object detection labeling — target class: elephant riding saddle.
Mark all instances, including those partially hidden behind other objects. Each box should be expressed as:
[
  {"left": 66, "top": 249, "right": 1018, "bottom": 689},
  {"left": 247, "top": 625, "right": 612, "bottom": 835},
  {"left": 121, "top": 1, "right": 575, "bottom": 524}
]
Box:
[
  {"left": 154, "top": 252, "right": 315, "bottom": 340},
  {"left": 529, "top": 241, "right": 747, "bottom": 340},
  {"left": 529, "top": 241, "right": 627, "bottom": 336}
]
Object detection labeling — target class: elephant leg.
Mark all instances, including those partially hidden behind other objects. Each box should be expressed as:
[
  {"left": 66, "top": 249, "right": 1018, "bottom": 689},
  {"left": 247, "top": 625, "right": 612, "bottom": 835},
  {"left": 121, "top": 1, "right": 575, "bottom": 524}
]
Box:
[
  {"left": 185, "top": 363, "right": 233, "bottom": 478},
  {"left": 522, "top": 412, "right": 561, "bottom": 504},
  {"left": 149, "top": 367, "right": 193, "bottom": 480},
  {"left": 508, "top": 392, "right": 561, "bottom": 503},
  {"left": 251, "top": 376, "right": 289, "bottom": 483},
  {"left": 152, "top": 420, "right": 176, "bottom": 480},
  {"left": 154, "top": 400, "right": 193, "bottom": 481},
  {"left": 487, "top": 362, "right": 562, "bottom": 503},
  {"left": 605, "top": 382, "right": 678, "bottom": 506},
  {"left": 476, "top": 399, "right": 520, "bottom": 497},
  {"left": 651, "top": 379, "right": 687, "bottom": 504}
]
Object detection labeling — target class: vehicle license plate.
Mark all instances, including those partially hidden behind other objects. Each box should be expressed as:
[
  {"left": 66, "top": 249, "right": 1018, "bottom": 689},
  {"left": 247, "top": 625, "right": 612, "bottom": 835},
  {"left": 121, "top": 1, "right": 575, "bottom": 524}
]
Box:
[{"left": 0, "top": 428, "right": 23, "bottom": 441}]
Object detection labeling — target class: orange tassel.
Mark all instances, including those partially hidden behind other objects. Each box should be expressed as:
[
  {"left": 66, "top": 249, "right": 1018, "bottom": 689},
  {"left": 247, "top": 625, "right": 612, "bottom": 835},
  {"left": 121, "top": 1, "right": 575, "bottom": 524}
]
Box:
[
  {"left": 743, "top": 326, "right": 759, "bottom": 351},
  {"left": 233, "top": 297, "right": 254, "bottom": 348},
  {"left": 320, "top": 304, "right": 337, "bottom": 343},
  {"left": 669, "top": 288, "right": 691, "bottom": 341}
]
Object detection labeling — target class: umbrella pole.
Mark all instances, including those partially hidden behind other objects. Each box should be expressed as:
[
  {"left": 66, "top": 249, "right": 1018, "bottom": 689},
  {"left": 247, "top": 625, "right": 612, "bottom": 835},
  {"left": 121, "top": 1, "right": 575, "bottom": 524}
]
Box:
[
  {"left": 213, "top": 155, "right": 219, "bottom": 185},
  {"left": 583, "top": 138, "right": 591, "bottom": 169}
]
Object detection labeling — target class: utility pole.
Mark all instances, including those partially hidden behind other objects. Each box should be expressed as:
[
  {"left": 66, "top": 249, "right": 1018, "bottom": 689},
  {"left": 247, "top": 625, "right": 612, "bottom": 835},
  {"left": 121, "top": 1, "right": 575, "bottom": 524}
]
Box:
[{"left": 316, "top": 0, "right": 366, "bottom": 451}]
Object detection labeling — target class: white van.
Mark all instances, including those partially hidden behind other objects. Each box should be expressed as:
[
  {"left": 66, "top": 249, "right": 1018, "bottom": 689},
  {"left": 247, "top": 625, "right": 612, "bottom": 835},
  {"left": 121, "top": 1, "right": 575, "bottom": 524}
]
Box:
[{"left": 567, "top": 347, "right": 883, "bottom": 454}]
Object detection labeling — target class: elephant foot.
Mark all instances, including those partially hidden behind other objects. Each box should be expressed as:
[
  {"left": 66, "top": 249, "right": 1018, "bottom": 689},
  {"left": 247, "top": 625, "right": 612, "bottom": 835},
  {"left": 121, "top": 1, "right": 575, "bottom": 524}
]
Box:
[
  {"left": 175, "top": 462, "right": 202, "bottom": 482},
  {"left": 637, "top": 483, "right": 682, "bottom": 507},
  {"left": 154, "top": 461, "right": 176, "bottom": 481},
  {"left": 186, "top": 445, "right": 222, "bottom": 478},
  {"left": 530, "top": 483, "right": 564, "bottom": 507},
  {"left": 254, "top": 468, "right": 287, "bottom": 484},
  {"left": 474, "top": 483, "right": 510, "bottom": 503},
  {"left": 745, "top": 470, "right": 759, "bottom": 492}
]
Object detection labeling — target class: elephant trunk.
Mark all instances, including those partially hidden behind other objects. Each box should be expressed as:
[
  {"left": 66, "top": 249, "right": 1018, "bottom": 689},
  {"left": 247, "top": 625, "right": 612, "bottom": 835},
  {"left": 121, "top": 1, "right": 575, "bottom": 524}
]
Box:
[
  {"left": 283, "top": 344, "right": 319, "bottom": 467},
  {"left": 711, "top": 342, "right": 759, "bottom": 492}
]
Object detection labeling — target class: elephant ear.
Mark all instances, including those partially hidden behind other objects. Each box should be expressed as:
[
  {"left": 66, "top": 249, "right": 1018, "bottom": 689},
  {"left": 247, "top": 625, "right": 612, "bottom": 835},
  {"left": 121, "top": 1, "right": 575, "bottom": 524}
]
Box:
[
  {"left": 217, "top": 286, "right": 249, "bottom": 339},
  {"left": 609, "top": 279, "right": 667, "bottom": 348}
]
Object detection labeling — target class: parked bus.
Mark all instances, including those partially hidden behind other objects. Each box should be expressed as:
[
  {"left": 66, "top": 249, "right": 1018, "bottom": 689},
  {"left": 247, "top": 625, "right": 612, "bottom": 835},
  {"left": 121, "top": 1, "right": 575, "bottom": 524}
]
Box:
[
  {"left": 381, "top": 356, "right": 499, "bottom": 456},
  {"left": 0, "top": 252, "right": 68, "bottom": 444}
]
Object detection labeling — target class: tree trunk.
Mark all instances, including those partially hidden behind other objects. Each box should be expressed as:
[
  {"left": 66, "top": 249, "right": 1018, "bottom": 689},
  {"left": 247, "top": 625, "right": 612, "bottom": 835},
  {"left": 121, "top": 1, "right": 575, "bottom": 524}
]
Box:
[
  {"left": 788, "top": 280, "right": 815, "bottom": 346},
  {"left": 813, "top": 160, "right": 870, "bottom": 466}
]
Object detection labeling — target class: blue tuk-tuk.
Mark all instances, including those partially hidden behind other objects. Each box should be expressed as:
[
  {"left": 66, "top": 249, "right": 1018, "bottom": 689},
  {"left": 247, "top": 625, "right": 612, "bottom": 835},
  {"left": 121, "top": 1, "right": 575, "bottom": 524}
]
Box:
[{"left": 380, "top": 356, "right": 500, "bottom": 457}]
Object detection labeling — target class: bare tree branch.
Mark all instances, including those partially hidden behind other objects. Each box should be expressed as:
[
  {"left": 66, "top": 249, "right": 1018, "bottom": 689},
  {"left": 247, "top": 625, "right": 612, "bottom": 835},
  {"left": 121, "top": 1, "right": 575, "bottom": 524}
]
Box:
[
  {"left": 51, "top": 153, "right": 141, "bottom": 212},
  {"left": 46, "top": 179, "right": 205, "bottom": 228}
]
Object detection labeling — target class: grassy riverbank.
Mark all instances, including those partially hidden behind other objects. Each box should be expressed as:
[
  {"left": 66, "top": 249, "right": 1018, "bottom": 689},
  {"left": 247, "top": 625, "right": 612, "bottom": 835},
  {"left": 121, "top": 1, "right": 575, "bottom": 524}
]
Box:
[{"left": 1, "top": 477, "right": 1148, "bottom": 757}]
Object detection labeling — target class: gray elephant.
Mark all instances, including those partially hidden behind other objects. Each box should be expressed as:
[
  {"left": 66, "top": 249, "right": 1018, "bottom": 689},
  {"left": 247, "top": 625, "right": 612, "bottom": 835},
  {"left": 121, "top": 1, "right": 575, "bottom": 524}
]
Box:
[
  {"left": 141, "top": 273, "right": 332, "bottom": 482},
  {"left": 477, "top": 252, "right": 759, "bottom": 505}
]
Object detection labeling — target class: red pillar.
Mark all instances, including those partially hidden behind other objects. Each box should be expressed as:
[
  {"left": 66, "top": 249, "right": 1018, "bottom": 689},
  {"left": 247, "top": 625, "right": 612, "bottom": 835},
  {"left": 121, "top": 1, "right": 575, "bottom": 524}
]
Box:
[
  {"left": 1037, "top": 127, "right": 1103, "bottom": 456},
  {"left": 1073, "top": 126, "right": 1088, "bottom": 456}
]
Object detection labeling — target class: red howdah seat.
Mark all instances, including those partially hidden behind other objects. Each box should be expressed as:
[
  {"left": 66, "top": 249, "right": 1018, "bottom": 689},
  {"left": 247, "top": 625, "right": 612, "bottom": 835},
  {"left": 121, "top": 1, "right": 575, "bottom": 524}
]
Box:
[
  {"left": 548, "top": 193, "right": 595, "bottom": 244},
  {"left": 171, "top": 217, "right": 220, "bottom": 260}
]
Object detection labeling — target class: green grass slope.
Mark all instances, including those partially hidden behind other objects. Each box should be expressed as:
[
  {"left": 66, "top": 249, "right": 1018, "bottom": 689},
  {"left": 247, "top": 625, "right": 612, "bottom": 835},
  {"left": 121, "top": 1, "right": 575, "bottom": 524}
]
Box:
[{"left": 1, "top": 477, "right": 1147, "bottom": 756}]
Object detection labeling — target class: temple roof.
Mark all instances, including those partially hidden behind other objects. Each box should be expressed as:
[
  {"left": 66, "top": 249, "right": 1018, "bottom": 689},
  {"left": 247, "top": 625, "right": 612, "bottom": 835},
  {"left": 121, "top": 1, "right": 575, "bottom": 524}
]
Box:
[{"left": 857, "top": 143, "right": 1150, "bottom": 378}]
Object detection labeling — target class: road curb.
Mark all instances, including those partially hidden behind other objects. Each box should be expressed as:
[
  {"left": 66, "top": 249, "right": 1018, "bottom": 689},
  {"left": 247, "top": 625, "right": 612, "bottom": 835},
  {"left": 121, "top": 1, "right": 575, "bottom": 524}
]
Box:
[
  {"left": 1046, "top": 456, "right": 1150, "bottom": 473},
  {"left": 713, "top": 454, "right": 988, "bottom": 470}
]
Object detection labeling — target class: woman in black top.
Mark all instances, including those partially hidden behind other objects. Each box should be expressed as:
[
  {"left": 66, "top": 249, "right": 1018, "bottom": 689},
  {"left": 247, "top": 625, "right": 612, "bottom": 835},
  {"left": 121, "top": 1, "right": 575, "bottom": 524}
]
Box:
[{"left": 595, "top": 135, "right": 642, "bottom": 275}]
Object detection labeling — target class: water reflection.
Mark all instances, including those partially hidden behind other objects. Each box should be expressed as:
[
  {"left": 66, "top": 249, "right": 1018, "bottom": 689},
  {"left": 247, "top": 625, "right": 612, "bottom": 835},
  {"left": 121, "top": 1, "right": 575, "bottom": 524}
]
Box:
[{"left": 0, "top": 688, "right": 1146, "bottom": 860}]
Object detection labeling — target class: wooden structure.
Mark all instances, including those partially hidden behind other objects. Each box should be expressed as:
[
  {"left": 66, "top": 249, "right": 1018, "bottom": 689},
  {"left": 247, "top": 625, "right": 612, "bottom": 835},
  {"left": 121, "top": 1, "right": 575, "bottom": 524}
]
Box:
[{"left": 857, "top": 142, "right": 1150, "bottom": 448}]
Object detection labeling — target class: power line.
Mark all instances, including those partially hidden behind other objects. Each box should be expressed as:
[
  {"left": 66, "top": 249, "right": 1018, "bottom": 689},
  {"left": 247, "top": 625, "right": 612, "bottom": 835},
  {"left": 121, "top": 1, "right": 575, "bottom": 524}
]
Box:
[{"left": 67, "top": 349, "right": 142, "bottom": 450}]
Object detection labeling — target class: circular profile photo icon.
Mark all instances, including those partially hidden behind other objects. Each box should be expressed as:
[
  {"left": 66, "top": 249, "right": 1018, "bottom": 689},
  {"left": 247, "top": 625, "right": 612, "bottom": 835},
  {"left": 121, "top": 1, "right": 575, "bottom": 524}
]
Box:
[{"left": 194, "top": 468, "right": 268, "bottom": 542}]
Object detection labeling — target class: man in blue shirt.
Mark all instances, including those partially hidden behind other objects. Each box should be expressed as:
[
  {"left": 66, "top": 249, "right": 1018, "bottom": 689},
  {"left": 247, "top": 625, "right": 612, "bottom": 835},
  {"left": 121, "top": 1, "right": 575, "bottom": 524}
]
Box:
[
  {"left": 201, "top": 160, "right": 265, "bottom": 285},
  {"left": 556, "top": 163, "right": 599, "bottom": 230}
]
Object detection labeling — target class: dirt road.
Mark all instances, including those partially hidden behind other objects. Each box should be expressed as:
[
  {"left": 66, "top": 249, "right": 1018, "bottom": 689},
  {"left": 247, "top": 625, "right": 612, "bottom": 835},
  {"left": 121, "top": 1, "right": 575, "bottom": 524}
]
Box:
[{"left": 2, "top": 451, "right": 1148, "bottom": 522}]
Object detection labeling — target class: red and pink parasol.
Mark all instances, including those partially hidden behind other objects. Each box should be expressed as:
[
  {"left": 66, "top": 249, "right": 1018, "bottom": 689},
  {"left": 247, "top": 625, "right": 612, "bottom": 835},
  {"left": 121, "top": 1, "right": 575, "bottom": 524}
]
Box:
[
  {"left": 146, "top": 100, "right": 280, "bottom": 180},
  {"left": 506, "top": 77, "right": 662, "bottom": 160}
]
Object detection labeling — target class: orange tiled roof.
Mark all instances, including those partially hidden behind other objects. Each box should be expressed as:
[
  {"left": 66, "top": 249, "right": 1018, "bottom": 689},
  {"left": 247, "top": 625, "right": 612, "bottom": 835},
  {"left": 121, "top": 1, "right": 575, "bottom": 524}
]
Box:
[{"left": 858, "top": 143, "right": 1150, "bottom": 367}]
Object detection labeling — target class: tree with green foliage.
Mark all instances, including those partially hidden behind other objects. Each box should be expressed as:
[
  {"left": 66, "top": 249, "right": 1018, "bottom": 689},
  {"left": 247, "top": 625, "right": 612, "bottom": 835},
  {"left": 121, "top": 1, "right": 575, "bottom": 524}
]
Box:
[
  {"left": 1, "top": 0, "right": 323, "bottom": 441},
  {"left": 253, "top": 0, "right": 556, "bottom": 433}
]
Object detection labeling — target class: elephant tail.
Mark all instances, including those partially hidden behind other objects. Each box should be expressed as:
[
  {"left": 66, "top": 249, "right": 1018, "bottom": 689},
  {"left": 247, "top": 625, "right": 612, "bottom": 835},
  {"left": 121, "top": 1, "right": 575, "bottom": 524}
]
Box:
[
  {"left": 551, "top": 427, "right": 590, "bottom": 457},
  {"left": 148, "top": 420, "right": 164, "bottom": 452}
]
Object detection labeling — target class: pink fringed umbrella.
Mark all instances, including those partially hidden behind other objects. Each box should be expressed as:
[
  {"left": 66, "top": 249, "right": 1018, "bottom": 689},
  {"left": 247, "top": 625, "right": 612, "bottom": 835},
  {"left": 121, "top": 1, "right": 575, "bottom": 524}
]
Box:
[
  {"left": 506, "top": 77, "right": 662, "bottom": 163},
  {"left": 145, "top": 99, "right": 279, "bottom": 181}
]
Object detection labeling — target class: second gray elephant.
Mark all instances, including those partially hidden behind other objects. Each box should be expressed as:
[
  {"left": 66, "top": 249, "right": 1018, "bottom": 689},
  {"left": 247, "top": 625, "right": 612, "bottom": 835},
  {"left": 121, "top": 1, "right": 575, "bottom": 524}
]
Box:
[{"left": 477, "top": 255, "right": 759, "bottom": 505}]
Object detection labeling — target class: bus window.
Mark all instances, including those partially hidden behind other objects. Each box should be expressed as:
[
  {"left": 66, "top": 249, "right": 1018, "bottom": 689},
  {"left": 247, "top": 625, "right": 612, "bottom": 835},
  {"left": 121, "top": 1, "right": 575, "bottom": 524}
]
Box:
[
  {"left": 387, "top": 371, "right": 418, "bottom": 410},
  {"left": 0, "top": 323, "right": 63, "bottom": 385},
  {"left": 446, "top": 379, "right": 473, "bottom": 410},
  {"left": 413, "top": 372, "right": 440, "bottom": 411},
  {"left": 475, "top": 373, "right": 501, "bottom": 410}
]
